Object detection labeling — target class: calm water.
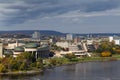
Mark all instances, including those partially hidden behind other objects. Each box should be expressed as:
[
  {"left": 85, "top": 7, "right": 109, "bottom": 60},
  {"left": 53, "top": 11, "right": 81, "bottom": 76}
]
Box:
[{"left": 1, "top": 61, "right": 120, "bottom": 80}]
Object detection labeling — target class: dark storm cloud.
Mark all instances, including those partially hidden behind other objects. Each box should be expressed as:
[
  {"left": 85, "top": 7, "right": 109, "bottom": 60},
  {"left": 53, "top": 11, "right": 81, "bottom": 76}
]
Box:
[{"left": 0, "top": 0, "right": 120, "bottom": 25}]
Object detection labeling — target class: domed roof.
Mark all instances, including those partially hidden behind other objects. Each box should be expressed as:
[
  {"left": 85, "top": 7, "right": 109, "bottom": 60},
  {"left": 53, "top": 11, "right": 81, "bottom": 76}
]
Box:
[
  {"left": 14, "top": 46, "right": 24, "bottom": 52},
  {"left": 25, "top": 43, "right": 38, "bottom": 48},
  {"left": 4, "top": 50, "right": 13, "bottom": 55},
  {"left": 41, "top": 44, "right": 48, "bottom": 48},
  {"left": 37, "top": 45, "right": 49, "bottom": 51}
]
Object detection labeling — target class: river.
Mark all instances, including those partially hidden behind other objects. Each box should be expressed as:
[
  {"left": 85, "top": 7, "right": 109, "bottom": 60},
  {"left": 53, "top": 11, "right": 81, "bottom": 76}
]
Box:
[{"left": 1, "top": 61, "right": 120, "bottom": 80}]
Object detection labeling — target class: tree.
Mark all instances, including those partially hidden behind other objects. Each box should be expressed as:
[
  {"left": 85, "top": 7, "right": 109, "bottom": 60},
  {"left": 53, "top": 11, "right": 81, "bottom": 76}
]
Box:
[
  {"left": 0, "top": 64, "right": 7, "bottom": 73},
  {"left": 36, "top": 58, "right": 43, "bottom": 69},
  {"left": 64, "top": 53, "right": 78, "bottom": 62},
  {"left": 36, "top": 62, "right": 43, "bottom": 69},
  {"left": 22, "top": 52, "right": 36, "bottom": 63},
  {"left": 64, "top": 53, "right": 76, "bottom": 60},
  {"left": 96, "top": 41, "right": 115, "bottom": 54},
  {"left": 19, "top": 62, "right": 27, "bottom": 71},
  {"left": 8, "top": 58, "right": 19, "bottom": 71},
  {"left": 17, "top": 52, "right": 36, "bottom": 65}
]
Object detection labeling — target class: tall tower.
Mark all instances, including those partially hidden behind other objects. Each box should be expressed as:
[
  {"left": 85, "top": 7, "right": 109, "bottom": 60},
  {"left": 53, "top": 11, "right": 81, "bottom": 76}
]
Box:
[{"left": 32, "top": 31, "right": 41, "bottom": 40}]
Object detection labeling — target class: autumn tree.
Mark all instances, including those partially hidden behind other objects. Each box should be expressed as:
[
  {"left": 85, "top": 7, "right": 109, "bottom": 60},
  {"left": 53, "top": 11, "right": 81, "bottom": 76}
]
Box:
[
  {"left": 101, "top": 51, "right": 112, "bottom": 57},
  {"left": 0, "top": 64, "right": 7, "bottom": 73},
  {"left": 96, "top": 41, "right": 115, "bottom": 54}
]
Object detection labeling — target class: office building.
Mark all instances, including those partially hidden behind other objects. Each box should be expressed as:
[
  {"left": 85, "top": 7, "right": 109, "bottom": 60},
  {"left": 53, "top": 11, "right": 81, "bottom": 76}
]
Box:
[
  {"left": 32, "top": 31, "right": 41, "bottom": 40},
  {"left": 66, "top": 34, "right": 73, "bottom": 40}
]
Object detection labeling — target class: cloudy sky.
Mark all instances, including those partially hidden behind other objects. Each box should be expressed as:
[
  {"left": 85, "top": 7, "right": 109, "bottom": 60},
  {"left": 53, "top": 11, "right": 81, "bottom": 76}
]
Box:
[{"left": 0, "top": 0, "right": 120, "bottom": 33}]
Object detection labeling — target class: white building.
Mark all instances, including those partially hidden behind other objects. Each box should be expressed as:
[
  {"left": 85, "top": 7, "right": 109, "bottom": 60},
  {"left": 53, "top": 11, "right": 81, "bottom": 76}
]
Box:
[
  {"left": 87, "top": 39, "right": 93, "bottom": 45},
  {"left": 4, "top": 41, "right": 25, "bottom": 50},
  {"left": 66, "top": 34, "right": 73, "bottom": 40},
  {"left": 56, "top": 41, "right": 69, "bottom": 48},
  {"left": 109, "top": 36, "right": 120, "bottom": 45},
  {"left": 4, "top": 43, "right": 50, "bottom": 58},
  {"left": 114, "top": 39, "right": 120, "bottom": 45},
  {"left": 109, "top": 36, "right": 113, "bottom": 42}
]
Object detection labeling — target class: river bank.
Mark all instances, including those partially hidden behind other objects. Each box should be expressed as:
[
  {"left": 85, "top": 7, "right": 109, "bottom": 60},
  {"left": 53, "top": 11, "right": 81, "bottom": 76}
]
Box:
[
  {"left": 0, "top": 55, "right": 120, "bottom": 75},
  {"left": 44, "top": 56, "right": 120, "bottom": 70},
  {"left": 0, "top": 70, "right": 43, "bottom": 76}
]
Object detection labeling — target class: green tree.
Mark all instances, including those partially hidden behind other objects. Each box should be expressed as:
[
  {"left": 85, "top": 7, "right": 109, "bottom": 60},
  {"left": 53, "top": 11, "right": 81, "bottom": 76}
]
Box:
[
  {"left": 8, "top": 58, "right": 19, "bottom": 71},
  {"left": 17, "top": 52, "right": 36, "bottom": 66},
  {"left": 19, "top": 62, "right": 27, "bottom": 71},
  {"left": 36, "top": 62, "right": 43, "bottom": 69},
  {"left": 96, "top": 41, "right": 115, "bottom": 54},
  {"left": 64, "top": 53, "right": 78, "bottom": 62},
  {"left": 64, "top": 53, "right": 76, "bottom": 59}
]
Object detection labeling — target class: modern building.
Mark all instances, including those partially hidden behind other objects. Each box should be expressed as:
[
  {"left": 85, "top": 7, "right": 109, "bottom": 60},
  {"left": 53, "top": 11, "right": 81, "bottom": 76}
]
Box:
[
  {"left": 32, "top": 31, "right": 41, "bottom": 40},
  {"left": 74, "top": 36, "right": 80, "bottom": 43},
  {"left": 3, "top": 42, "right": 50, "bottom": 59},
  {"left": 56, "top": 41, "right": 69, "bottom": 48},
  {"left": 59, "top": 43, "right": 90, "bottom": 57},
  {"left": 109, "top": 36, "right": 120, "bottom": 45},
  {"left": 66, "top": 34, "right": 73, "bottom": 41},
  {"left": 13, "top": 46, "right": 24, "bottom": 57},
  {"left": 109, "top": 36, "right": 114, "bottom": 42},
  {"left": 24, "top": 43, "right": 50, "bottom": 58},
  {"left": 4, "top": 41, "right": 25, "bottom": 50}
]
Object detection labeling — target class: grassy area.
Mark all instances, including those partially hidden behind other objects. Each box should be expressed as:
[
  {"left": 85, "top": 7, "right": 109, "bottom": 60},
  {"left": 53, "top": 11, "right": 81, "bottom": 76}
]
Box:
[
  {"left": 78, "top": 54, "right": 120, "bottom": 62},
  {"left": 111, "top": 54, "right": 120, "bottom": 60}
]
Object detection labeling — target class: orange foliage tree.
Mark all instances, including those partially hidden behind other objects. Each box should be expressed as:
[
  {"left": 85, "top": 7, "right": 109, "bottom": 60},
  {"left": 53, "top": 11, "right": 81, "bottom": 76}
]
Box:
[{"left": 101, "top": 51, "right": 112, "bottom": 57}]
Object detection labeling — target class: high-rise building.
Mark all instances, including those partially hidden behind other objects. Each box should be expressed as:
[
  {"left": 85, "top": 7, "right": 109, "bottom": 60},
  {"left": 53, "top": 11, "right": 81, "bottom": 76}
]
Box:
[
  {"left": 32, "top": 31, "right": 41, "bottom": 40},
  {"left": 109, "top": 36, "right": 113, "bottom": 42},
  {"left": 74, "top": 36, "right": 80, "bottom": 43},
  {"left": 66, "top": 34, "right": 73, "bottom": 40}
]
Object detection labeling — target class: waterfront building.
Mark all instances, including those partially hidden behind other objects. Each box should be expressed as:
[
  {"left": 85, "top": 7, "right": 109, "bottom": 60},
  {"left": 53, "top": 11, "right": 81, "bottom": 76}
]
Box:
[
  {"left": 13, "top": 46, "right": 24, "bottom": 57},
  {"left": 24, "top": 43, "right": 50, "bottom": 58},
  {"left": 3, "top": 42, "right": 50, "bottom": 58},
  {"left": 59, "top": 43, "right": 90, "bottom": 57}
]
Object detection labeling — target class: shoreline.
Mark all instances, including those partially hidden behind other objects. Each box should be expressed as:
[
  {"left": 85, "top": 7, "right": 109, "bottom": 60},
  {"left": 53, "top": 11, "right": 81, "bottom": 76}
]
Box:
[
  {"left": 0, "top": 57, "right": 119, "bottom": 75},
  {"left": 0, "top": 70, "right": 43, "bottom": 76}
]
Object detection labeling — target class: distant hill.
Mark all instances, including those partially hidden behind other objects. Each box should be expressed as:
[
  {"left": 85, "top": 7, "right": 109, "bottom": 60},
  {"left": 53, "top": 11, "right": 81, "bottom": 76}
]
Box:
[
  {"left": 0, "top": 30, "right": 120, "bottom": 37},
  {"left": 40, "top": 30, "right": 64, "bottom": 36},
  {"left": 0, "top": 30, "right": 65, "bottom": 36}
]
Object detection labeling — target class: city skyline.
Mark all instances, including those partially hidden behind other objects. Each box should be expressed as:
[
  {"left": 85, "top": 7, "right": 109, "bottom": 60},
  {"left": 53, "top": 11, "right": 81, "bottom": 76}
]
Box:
[{"left": 0, "top": 0, "right": 120, "bottom": 33}]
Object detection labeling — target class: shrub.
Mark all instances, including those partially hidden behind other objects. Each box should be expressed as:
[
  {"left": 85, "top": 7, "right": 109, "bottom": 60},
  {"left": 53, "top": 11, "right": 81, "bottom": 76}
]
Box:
[
  {"left": 48, "top": 57, "right": 69, "bottom": 66},
  {"left": 36, "top": 62, "right": 43, "bottom": 69},
  {"left": 101, "top": 51, "right": 112, "bottom": 57},
  {"left": 64, "top": 53, "right": 78, "bottom": 62},
  {"left": 64, "top": 53, "right": 76, "bottom": 60}
]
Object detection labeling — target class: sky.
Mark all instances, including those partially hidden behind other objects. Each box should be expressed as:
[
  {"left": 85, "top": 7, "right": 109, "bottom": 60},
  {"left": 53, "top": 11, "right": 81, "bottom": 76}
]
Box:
[{"left": 0, "top": 0, "right": 120, "bottom": 33}]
